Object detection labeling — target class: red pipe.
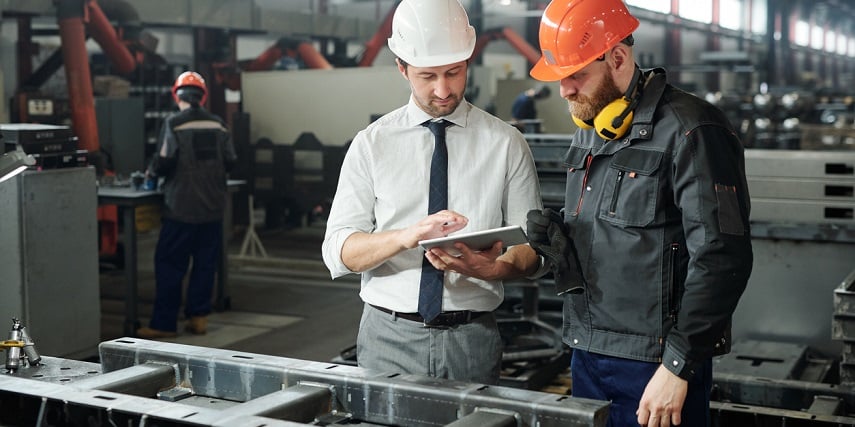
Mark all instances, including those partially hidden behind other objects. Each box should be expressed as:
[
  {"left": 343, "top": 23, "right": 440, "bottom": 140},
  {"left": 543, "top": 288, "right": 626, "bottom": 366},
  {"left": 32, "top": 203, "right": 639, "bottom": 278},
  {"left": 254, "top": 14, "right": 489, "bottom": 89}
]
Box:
[
  {"left": 86, "top": 0, "right": 136, "bottom": 75},
  {"left": 243, "top": 45, "right": 287, "bottom": 72},
  {"left": 296, "top": 42, "right": 333, "bottom": 70},
  {"left": 473, "top": 27, "right": 541, "bottom": 66},
  {"left": 500, "top": 27, "right": 541, "bottom": 66},
  {"left": 58, "top": 2, "right": 100, "bottom": 152},
  {"left": 357, "top": 1, "right": 398, "bottom": 67}
]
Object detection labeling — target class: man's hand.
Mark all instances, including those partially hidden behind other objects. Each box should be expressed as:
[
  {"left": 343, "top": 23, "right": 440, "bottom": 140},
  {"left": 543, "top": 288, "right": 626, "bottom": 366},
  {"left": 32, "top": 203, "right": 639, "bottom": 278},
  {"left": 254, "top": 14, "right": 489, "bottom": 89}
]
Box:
[
  {"left": 526, "top": 208, "right": 585, "bottom": 295},
  {"left": 399, "top": 210, "right": 468, "bottom": 249},
  {"left": 636, "top": 365, "right": 688, "bottom": 426},
  {"left": 425, "top": 240, "right": 504, "bottom": 280}
]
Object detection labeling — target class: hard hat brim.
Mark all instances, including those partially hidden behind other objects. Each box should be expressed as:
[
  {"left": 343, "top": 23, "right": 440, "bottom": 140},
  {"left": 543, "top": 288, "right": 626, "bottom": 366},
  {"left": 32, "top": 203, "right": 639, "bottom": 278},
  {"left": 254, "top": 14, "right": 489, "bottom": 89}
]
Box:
[{"left": 530, "top": 56, "right": 589, "bottom": 82}]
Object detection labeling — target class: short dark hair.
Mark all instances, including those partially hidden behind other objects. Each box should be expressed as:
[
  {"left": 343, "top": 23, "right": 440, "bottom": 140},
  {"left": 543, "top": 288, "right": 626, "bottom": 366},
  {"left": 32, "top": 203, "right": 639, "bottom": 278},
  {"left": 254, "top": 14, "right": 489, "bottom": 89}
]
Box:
[
  {"left": 622, "top": 34, "right": 635, "bottom": 46},
  {"left": 176, "top": 86, "right": 204, "bottom": 105}
]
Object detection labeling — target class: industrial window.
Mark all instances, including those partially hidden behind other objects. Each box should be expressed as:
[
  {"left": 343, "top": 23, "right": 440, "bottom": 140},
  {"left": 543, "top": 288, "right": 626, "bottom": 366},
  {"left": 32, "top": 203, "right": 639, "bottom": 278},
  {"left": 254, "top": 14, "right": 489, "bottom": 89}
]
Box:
[
  {"left": 794, "top": 21, "right": 810, "bottom": 46},
  {"left": 626, "top": 0, "right": 670, "bottom": 14},
  {"left": 811, "top": 25, "right": 824, "bottom": 50},
  {"left": 678, "top": 0, "right": 712, "bottom": 24},
  {"left": 719, "top": 0, "right": 743, "bottom": 31},
  {"left": 837, "top": 34, "right": 848, "bottom": 55},
  {"left": 751, "top": 0, "right": 767, "bottom": 34}
]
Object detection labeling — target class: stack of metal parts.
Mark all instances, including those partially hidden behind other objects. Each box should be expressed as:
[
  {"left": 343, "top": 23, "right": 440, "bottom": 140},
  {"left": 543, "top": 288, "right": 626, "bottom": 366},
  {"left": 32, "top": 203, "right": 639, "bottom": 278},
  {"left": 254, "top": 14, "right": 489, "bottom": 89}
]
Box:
[
  {"left": 0, "top": 338, "right": 609, "bottom": 426},
  {"left": 0, "top": 123, "right": 87, "bottom": 169},
  {"left": 832, "top": 269, "right": 855, "bottom": 384},
  {"left": 711, "top": 339, "right": 855, "bottom": 424},
  {"left": 745, "top": 149, "right": 854, "bottom": 224},
  {"left": 525, "top": 134, "right": 573, "bottom": 211}
]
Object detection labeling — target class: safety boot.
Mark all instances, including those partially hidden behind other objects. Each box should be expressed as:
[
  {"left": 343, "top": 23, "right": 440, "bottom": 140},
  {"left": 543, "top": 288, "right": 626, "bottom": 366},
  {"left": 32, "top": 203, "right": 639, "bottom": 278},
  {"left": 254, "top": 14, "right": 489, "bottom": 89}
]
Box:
[
  {"left": 136, "top": 327, "right": 177, "bottom": 339},
  {"left": 185, "top": 316, "right": 208, "bottom": 335}
]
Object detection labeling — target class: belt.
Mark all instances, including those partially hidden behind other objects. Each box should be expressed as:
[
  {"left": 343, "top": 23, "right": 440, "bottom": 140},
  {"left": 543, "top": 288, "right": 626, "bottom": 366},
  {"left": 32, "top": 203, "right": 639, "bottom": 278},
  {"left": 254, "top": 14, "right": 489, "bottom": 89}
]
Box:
[{"left": 369, "top": 304, "right": 488, "bottom": 327}]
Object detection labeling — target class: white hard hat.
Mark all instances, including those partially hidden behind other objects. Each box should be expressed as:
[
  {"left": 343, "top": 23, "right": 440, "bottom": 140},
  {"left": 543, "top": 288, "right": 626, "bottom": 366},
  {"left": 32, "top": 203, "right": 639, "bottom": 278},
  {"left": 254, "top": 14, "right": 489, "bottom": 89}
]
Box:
[{"left": 387, "top": 0, "right": 476, "bottom": 67}]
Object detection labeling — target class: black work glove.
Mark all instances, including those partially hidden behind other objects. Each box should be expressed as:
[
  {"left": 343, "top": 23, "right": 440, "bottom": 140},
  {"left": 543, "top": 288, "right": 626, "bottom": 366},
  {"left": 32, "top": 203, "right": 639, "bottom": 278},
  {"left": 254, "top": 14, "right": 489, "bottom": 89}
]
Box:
[{"left": 526, "top": 208, "right": 586, "bottom": 295}]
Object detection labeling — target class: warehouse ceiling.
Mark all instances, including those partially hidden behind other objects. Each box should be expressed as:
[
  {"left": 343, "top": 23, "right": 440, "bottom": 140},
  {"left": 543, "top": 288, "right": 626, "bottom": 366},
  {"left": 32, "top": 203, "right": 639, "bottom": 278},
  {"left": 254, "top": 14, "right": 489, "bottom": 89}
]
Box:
[
  {"left": 0, "top": 0, "right": 540, "bottom": 41},
  {"left": 2, "top": 0, "right": 855, "bottom": 42}
]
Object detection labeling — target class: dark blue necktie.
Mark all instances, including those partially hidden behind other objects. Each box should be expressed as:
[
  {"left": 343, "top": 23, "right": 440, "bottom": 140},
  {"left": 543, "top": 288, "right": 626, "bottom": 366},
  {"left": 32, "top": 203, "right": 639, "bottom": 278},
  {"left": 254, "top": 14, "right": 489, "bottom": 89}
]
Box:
[{"left": 419, "top": 119, "right": 453, "bottom": 323}]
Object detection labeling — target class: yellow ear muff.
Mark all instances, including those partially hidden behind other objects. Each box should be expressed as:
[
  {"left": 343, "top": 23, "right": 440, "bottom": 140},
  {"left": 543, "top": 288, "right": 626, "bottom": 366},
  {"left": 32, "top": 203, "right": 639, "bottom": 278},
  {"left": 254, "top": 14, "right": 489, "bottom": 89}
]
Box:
[
  {"left": 593, "top": 97, "right": 634, "bottom": 140},
  {"left": 572, "top": 114, "right": 593, "bottom": 129}
]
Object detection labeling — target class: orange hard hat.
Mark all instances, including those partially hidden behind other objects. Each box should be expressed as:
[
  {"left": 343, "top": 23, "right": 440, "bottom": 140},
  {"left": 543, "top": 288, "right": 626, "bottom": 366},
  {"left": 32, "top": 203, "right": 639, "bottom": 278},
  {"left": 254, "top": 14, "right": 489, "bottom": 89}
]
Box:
[
  {"left": 172, "top": 71, "right": 208, "bottom": 105},
  {"left": 530, "top": 0, "right": 639, "bottom": 82}
]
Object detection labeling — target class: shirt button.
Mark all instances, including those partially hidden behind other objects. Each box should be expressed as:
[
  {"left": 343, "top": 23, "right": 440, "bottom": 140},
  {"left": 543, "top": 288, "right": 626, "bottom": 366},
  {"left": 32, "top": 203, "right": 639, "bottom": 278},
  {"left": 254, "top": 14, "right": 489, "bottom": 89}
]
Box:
[
  {"left": 586, "top": 186, "right": 592, "bottom": 192},
  {"left": 573, "top": 339, "right": 579, "bottom": 344},
  {"left": 640, "top": 129, "right": 648, "bottom": 137},
  {"left": 672, "top": 360, "right": 679, "bottom": 367}
]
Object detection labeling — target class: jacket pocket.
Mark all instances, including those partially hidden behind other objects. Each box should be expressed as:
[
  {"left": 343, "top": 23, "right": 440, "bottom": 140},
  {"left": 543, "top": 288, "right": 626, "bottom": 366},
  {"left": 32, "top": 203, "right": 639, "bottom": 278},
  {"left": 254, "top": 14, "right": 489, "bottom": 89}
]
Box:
[
  {"left": 599, "top": 148, "right": 664, "bottom": 227},
  {"left": 564, "top": 146, "right": 591, "bottom": 216}
]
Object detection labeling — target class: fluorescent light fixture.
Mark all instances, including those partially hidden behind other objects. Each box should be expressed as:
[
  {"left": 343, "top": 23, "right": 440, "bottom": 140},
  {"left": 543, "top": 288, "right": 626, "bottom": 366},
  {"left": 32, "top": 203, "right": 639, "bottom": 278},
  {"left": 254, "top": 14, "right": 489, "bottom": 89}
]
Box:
[{"left": 0, "top": 150, "right": 36, "bottom": 183}]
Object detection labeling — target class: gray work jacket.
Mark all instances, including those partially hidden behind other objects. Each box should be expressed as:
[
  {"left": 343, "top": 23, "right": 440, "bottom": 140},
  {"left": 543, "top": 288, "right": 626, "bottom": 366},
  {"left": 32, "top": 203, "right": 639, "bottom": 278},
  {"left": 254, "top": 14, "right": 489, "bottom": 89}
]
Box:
[
  {"left": 561, "top": 68, "right": 753, "bottom": 380},
  {"left": 151, "top": 106, "right": 237, "bottom": 224}
]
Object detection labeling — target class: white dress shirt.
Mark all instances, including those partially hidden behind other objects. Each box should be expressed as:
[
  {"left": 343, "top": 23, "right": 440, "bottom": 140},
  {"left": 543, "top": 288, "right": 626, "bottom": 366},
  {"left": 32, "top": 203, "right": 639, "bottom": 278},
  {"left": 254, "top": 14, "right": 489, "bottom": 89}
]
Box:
[{"left": 322, "top": 97, "right": 542, "bottom": 313}]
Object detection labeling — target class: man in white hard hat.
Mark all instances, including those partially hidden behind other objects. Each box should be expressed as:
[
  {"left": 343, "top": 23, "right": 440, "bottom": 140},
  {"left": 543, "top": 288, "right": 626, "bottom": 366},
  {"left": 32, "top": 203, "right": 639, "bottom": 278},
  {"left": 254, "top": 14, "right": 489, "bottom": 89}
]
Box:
[{"left": 322, "top": 0, "right": 543, "bottom": 384}]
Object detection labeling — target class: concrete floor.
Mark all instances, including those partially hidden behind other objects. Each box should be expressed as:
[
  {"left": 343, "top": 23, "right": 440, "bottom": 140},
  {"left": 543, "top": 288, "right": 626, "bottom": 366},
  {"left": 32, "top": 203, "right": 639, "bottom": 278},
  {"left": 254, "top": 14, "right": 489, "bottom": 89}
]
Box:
[
  {"left": 99, "top": 221, "right": 364, "bottom": 364},
  {"left": 97, "top": 217, "right": 571, "bottom": 394}
]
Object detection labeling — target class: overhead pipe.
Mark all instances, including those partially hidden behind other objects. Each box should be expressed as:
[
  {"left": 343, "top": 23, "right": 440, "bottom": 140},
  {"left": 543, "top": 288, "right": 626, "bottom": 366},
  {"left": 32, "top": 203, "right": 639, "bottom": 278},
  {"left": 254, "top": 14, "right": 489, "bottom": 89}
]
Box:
[
  {"left": 86, "top": 0, "right": 136, "bottom": 75},
  {"left": 217, "top": 37, "right": 334, "bottom": 91},
  {"left": 57, "top": 0, "right": 100, "bottom": 152},
  {"left": 356, "top": 0, "right": 399, "bottom": 67},
  {"left": 472, "top": 27, "right": 541, "bottom": 66}
]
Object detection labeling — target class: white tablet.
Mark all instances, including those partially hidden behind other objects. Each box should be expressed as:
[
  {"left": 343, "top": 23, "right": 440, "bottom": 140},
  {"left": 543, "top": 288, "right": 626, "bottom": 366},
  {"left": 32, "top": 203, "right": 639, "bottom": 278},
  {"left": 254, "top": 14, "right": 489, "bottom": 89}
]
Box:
[{"left": 418, "top": 225, "right": 528, "bottom": 256}]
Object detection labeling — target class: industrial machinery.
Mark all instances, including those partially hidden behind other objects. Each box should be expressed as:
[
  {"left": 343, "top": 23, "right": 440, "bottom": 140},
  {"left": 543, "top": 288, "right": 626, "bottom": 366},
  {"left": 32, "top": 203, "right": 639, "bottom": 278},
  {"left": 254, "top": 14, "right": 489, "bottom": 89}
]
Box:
[
  {"left": 1, "top": 318, "right": 41, "bottom": 373},
  {"left": 0, "top": 338, "right": 609, "bottom": 426}
]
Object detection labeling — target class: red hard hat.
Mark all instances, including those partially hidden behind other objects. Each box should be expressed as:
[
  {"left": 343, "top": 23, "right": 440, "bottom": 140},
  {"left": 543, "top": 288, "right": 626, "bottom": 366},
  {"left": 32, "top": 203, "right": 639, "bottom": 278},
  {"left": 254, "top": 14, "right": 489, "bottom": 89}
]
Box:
[
  {"left": 172, "top": 71, "right": 208, "bottom": 105},
  {"left": 530, "top": 0, "right": 639, "bottom": 82}
]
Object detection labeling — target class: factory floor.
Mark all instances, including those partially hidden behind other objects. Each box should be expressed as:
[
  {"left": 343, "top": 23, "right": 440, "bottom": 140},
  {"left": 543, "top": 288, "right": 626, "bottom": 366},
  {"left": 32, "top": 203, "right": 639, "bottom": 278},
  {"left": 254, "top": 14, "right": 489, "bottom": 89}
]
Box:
[
  {"left": 98, "top": 219, "right": 365, "bottom": 364},
  {"left": 97, "top": 213, "right": 572, "bottom": 394}
]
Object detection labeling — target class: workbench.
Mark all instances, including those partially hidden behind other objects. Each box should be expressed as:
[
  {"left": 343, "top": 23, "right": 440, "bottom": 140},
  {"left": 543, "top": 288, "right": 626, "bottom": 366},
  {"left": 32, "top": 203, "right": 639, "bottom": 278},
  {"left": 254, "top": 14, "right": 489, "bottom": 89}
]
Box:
[{"left": 97, "top": 180, "right": 244, "bottom": 336}]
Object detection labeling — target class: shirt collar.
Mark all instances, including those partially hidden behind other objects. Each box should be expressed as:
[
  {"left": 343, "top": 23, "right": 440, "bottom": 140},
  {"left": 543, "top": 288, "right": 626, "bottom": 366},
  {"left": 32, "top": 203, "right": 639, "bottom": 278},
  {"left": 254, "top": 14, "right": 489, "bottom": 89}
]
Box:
[{"left": 405, "top": 96, "right": 471, "bottom": 128}]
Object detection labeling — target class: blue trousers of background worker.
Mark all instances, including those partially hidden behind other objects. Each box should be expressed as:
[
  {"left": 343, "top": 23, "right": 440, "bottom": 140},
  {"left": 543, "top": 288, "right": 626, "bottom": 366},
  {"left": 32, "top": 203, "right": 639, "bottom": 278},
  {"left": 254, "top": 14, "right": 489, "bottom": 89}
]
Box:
[
  {"left": 149, "top": 218, "right": 222, "bottom": 332},
  {"left": 570, "top": 349, "right": 713, "bottom": 426}
]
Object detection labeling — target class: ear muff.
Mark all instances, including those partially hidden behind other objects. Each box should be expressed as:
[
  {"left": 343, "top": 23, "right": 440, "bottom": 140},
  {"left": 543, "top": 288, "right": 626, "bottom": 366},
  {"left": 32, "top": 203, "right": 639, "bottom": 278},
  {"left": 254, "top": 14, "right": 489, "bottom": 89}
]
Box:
[
  {"left": 572, "top": 115, "right": 593, "bottom": 130},
  {"left": 571, "top": 67, "right": 643, "bottom": 140},
  {"left": 593, "top": 97, "right": 633, "bottom": 140}
]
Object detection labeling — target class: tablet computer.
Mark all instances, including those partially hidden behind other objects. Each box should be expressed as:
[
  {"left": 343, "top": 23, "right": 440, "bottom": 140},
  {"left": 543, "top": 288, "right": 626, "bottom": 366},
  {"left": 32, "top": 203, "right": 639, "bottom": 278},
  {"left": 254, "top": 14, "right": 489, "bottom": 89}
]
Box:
[{"left": 418, "top": 225, "right": 528, "bottom": 256}]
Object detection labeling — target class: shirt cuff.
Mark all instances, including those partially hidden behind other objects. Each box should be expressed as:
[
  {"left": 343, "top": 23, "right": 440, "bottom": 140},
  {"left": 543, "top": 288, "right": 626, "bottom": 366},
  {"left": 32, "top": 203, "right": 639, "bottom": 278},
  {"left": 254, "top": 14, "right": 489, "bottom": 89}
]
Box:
[{"left": 525, "top": 255, "right": 551, "bottom": 280}]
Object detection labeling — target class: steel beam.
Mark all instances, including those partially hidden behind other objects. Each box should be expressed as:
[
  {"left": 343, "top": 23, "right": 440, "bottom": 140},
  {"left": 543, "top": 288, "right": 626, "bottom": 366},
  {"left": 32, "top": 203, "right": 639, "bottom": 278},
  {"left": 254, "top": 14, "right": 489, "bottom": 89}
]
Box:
[{"left": 96, "top": 338, "right": 608, "bottom": 426}]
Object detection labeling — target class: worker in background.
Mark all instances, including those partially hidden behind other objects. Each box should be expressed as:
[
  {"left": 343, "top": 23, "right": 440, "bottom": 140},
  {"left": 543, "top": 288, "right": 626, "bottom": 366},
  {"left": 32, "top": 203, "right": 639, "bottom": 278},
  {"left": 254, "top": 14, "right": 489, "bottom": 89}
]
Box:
[
  {"left": 525, "top": 0, "right": 753, "bottom": 425},
  {"left": 137, "top": 71, "right": 237, "bottom": 339},
  {"left": 510, "top": 84, "right": 551, "bottom": 121},
  {"left": 321, "top": 0, "right": 542, "bottom": 384}
]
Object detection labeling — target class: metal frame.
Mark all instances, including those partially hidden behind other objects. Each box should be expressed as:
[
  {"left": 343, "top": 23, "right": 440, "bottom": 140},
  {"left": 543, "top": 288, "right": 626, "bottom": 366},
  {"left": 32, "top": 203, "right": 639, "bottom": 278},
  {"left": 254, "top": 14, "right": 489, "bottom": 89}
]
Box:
[{"left": 1, "top": 339, "right": 609, "bottom": 426}]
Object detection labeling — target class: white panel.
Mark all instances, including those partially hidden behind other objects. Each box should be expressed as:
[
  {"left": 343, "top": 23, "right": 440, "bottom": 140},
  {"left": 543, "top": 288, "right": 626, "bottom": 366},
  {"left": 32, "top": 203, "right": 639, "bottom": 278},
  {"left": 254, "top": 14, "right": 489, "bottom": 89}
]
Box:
[{"left": 242, "top": 67, "right": 411, "bottom": 147}]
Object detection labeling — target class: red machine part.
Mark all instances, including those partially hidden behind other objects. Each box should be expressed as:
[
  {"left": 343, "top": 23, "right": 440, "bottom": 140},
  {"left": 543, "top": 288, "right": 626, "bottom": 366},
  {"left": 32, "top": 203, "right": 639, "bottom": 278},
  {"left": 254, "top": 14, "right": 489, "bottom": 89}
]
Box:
[
  {"left": 473, "top": 27, "right": 542, "bottom": 66},
  {"left": 57, "top": 0, "right": 139, "bottom": 153}
]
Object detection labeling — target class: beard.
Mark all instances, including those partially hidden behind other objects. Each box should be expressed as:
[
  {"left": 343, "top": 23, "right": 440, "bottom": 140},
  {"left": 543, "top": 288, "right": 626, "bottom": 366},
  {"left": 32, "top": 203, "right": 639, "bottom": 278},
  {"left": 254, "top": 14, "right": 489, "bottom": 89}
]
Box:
[
  {"left": 567, "top": 72, "right": 624, "bottom": 122},
  {"left": 417, "top": 94, "right": 462, "bottom": 117}
]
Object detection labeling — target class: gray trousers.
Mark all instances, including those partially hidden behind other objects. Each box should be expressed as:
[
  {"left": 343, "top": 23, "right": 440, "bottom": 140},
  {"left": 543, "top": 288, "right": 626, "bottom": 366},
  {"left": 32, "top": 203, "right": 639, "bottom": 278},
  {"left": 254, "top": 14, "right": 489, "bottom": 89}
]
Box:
[{"left": 356, "top": 303, "right": 503, "bottom": 384}]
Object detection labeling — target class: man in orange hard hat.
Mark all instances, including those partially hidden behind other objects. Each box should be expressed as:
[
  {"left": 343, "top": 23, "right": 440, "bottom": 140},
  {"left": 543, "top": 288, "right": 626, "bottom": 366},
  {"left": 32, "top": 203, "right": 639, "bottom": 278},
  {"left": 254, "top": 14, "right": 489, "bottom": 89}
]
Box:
[
  {"left": 138, "top": 71, "right": 237, "bottom": 339},
  {"left": 525, "top": 1, "right": 753, "bottom": 425}
]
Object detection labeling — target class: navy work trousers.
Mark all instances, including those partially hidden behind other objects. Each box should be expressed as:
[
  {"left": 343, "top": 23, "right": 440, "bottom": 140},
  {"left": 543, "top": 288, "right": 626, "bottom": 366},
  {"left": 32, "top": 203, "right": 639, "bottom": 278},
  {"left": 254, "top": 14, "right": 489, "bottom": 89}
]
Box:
[
  {"left": 570, "top": 349, "right": 713, "bottom": 426},
  {"left": 149, "top": 218, "right": 222, "bottom": 332}
]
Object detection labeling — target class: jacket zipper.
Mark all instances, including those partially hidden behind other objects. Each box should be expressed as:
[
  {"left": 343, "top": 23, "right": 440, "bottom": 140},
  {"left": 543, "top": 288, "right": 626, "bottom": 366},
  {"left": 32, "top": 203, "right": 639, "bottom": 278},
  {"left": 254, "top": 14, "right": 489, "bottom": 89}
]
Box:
[
  {"left": 608, "top": 170, "right": 625, "bottom": 215},
  {"left": 669, "top": 243, "right": 680, "bottom": 325},
  {"left": 574, "top": 154, "right": 594, "bottom": 215}
]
